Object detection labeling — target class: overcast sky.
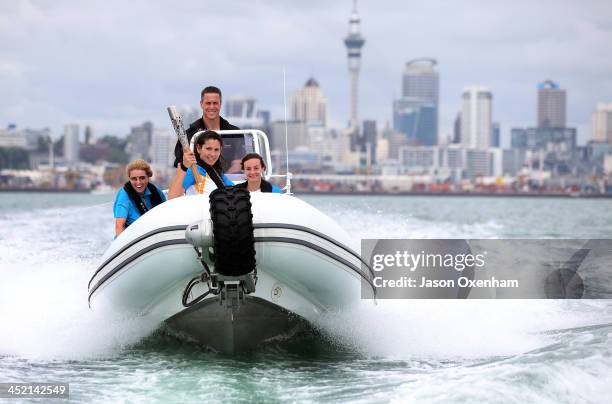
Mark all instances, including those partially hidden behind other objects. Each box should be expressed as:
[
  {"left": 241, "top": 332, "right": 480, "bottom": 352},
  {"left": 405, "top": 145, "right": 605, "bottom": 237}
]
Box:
[{"left": 1, "top": 0, "right": 611, "bottom": 146}]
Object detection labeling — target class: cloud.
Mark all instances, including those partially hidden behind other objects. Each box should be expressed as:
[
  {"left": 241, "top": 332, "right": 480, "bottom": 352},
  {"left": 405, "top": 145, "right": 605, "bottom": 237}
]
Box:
[{"left": 0, "top": 0, "right": 610, "bottom": 144}]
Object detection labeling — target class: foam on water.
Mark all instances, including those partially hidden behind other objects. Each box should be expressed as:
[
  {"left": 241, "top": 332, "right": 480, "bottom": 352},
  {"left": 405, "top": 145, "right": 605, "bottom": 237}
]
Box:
[
  {"left": 0, "top": 202, "right": 161, "bottom": 360},
  {"left": 1, "top": 195, "right": 610, "bottom": 366},
  {"left": 1, "top": 194, "right": 611, "bottom": 402},
  {"left": 315, "top": 300, "right": 612, "bottom": 360}
]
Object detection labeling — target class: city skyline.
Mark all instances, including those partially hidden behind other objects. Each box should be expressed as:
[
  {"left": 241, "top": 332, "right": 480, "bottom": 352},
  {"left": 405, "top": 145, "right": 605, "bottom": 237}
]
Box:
[{"left": 1, "top": 0, "right": 611, "bottom": 146}]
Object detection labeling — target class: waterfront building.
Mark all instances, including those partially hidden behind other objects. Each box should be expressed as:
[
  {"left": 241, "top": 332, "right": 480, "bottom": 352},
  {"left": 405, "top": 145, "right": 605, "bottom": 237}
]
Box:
[
  {"left": 150, "top": 129, "right": 175, "bottom": 167},
  {"left": 63, "top": 124, "right": 80, "bottom": 164},
  {"left": 393, "top": 58, "right": 439, "bottom": 146},
  {"left": 177, "top": 106, "right": 201, "bottom": 127},
  {"left": 511, "top": 127, "right": 576, "bottom": 153},
  {"left": 398, "top": 144, "right": 524, "bottom": 180},
  {"left": 289, "top": 78, "right": 328, "bottom": 127},
  {"left": 127, "top": 121, "right": 153, "bottom": 162},
  {"left": 461, "top": 86, "right": 493, "bottom": 150},
  {"left": 537, "top": 80, "right": 566, "bottom": 128},
  {"left": 224, "top": 97, "right": 264, "bottom": 129},
  {"left": 492, "top": 122, "right": 500, "bottom": 147},
  {"left": 591, "top": 103, "right": 612, "bottom": 143},
  {"left": 270, "top": 120, "right": 307, "bottom": 151},
  {"left": 453, "top": 112, "right": 461, "bottom": 144},
  {"left": 0, "top": 126, "right": 29, "bottom": 149},
  {"left": 362, "top": 120, "right": 377, "bottom": 166}
]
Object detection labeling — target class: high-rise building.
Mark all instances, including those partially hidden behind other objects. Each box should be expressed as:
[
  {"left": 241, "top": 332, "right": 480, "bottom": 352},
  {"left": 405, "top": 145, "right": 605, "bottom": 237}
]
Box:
[
  {"left": 289, "top": 78, "right": 328, "bottom": 127},
  {"left": 393, "top": 58, "right": 439, "bottom": 146},
  {"left": 127, "top": 121, "right": 153, "bottom": 162},
  {"left": 344, "top": 0, "right": 365, "bottom": 129},
  {"left": 453, "top": 112, "right": 461, "bottom": 144},
  {"left": 270, "top": 120, "right": 307, "bottom": 151},
  {"left": 491, "top": 122, "right": 500, "bottom": 148},
  {"left": 461, "top": 86, "right": 492, "bottom": 150},
  {"left": 177, "top": 106, "right": 201, "bottom": 126},
  {"left": 511, "top": 127, "right": 576, "bottom": 153},
  {"left": 84, "top": 125, "right": 94, "bottom": 145},
  {"left": 592, "top": 103, "right": 612, "bottom": 143},
  {"left": 402, "top": 58, "right": 439, "bottom": 101},
  {"left": 150, "top": 129, "right": 175, "bottom": 167},
  {"left": 63, "top": 124, "right": 80, "bottom": 164},
  {"left": 362, "top": 120, "right": 377, "bottom": 166},
  {"left": 537, "top": 80, "right": 566, "bottom": 128},
  {"left": 224, "top": 97, "right": 264, "bottom": 128}
]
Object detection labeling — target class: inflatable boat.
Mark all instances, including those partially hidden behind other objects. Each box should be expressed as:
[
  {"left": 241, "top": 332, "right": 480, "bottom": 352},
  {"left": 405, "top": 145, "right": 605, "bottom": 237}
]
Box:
[{"left": 88, "top": 129, "right": 376, "bottom": 353}]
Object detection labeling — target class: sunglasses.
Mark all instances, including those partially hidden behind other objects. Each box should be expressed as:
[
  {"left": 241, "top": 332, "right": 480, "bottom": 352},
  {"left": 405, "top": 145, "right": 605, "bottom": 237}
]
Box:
[{"left": 129, "top": 176, "right": 147, "bottom": 181}]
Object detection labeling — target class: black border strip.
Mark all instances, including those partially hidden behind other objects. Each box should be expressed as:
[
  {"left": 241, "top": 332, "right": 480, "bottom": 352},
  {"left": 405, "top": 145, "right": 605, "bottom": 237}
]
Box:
[
  {"left": 254, "top": 223, "right": 375, "bottom": 278},
  {"left": 88, "top": 225, "right": 188, "bottom": 289},
  {"left": 88, "top": 239, "right": 190, "bottom": 304},
  {"left": 89, "top": 236, "right": 375, "bottom": 305},
  {"left": 254, "top": 236, "right": 375, "bottom": 292},
  {"left": 89, "top": 223, "right": 377, "bottom": 303}
]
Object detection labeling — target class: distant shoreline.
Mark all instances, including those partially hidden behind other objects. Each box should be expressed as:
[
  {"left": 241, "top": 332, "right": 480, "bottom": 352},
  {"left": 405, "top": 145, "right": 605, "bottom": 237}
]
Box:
[
  {"left": 0, "top": 187, "right": 90, "bottom": 193},
  {"left": 1, "top": 188, "right": 610, "bottom": 198},
  {"left": 295, "top": 190, "right": 612, "bottom": 198}
]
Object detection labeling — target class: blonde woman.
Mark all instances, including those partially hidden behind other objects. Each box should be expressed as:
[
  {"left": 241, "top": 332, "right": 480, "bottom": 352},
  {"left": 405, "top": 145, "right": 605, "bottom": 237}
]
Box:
[{"left": 113, "top": 159, "right": 166, "bottom": 237}]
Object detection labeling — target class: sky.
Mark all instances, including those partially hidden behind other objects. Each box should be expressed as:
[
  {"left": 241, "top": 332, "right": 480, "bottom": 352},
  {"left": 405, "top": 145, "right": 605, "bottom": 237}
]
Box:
[{"left": 1, "top": 0, "right": 611, "bottom": 146}]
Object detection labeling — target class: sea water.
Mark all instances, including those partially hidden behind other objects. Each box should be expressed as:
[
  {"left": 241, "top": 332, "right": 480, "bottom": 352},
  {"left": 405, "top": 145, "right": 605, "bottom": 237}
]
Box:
[{"left": 0, "top": 193, "right": 611, "bottom": 403}]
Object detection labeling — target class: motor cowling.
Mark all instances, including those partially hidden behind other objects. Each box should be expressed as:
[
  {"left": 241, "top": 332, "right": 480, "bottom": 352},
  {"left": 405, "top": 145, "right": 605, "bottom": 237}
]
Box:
[{"left": 185, "top": 219, "right": 214, "bottom": 248}]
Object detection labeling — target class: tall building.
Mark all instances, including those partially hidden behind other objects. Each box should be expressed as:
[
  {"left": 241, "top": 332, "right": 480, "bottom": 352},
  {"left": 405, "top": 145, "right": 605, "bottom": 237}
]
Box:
[
  {"left": 270, "top": 120, "right": 307, "bottom": 151},
  {"left": 537, "top": 80, "right": 566, "bottom": 128},
  {"left": 511, "top": 127, "right": 576, "bottom": 153},
  {"left": 177, "top": 106, "right": 201, "bottom": 126},
  {"left": 224, "top": 97, "right": 264, "bottom": 128},
  {"left": 289, "top": 78, "right": 328, "bottom": 127},
  {"left": 393, "top": 58, "right": 439, "bottom": 146},
  {"left": 461, "top": 86, "right": 492, "bottom": 150},
  {"left": 491, "top": 122, "right": 500, "bottom": 148},
  {"left": 150, "top": 129, "right": 175, "bottom": 167},
  {"left": 343, "top": 0, "right": 365, "bottom": 129},
  {"left": 592, "top": 103, "right": 612, "bottom": 143},
  {"left": 84, "top": 125, "right": 94, "bottom": 145},
  {"left": 127, "top": 121, "right": 153, "bottom": 161},
  {"left": 63, "top": 124, "right": 80, "bottom": 164},
  {"left": 453, "top": 112, "right": 461, "bottom": 144}
]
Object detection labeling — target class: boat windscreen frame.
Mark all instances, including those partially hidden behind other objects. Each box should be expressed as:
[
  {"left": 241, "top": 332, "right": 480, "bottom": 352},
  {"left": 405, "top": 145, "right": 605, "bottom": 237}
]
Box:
[{"left": 189, "top": 129, "right": 273, "bottom": 180}]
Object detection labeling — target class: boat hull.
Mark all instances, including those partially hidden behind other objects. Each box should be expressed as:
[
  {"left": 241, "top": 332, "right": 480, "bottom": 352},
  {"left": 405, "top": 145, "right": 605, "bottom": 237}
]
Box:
[{"left": 89, "top": 193, "right": 375, "bottom": 352}]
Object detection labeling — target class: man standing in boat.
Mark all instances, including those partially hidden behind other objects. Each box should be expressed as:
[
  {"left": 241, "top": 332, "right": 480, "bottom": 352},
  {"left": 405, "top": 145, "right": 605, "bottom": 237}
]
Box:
[{"left": 172, "top": 86, "right": 239, "bottom": 171}]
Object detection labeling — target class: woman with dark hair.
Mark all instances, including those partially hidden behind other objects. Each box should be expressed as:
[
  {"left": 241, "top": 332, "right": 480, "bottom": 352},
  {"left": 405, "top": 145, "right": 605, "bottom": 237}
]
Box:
[
  {"left": 235, "top": 153, "right": 283, "bottom": 193},
  {"left": 114, "top": 159, "right": 166, "bottom": 236},
  {"left": 168, "top": 130, "right": 234, "bottom": 198}
]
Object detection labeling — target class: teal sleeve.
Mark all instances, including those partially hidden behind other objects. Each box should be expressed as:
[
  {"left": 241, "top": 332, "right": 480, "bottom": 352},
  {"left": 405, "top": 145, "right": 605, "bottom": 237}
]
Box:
[
  {"left": 113, "top": 189, "right": 130, "bottom": 218},
  {"left": 222, "top": 174, "right": 234, "bottom": 186}
]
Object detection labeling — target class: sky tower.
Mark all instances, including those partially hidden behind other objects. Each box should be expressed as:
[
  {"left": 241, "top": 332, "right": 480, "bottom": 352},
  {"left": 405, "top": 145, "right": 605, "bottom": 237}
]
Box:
[{"left": 344, "top": 0, "right": 365, "bottom": 129}]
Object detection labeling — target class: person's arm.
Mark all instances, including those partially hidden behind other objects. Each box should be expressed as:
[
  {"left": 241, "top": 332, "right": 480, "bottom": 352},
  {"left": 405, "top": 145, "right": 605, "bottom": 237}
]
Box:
[
  {"left": 113, "top": 189, "right": 129, "bottom": 237},
  {"left": 168, "top": 165, "right": 187, "bottom": 199},
  {"left": 169, "top": 150, "right": 197, "bottom": 199},
  {"left": 115, "top": 217, "right": 127, "bottom": 237}
]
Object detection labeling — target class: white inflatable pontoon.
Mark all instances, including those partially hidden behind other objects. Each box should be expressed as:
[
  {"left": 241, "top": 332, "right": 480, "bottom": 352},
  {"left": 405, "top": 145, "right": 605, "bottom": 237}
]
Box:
[{"left": 88, "top": 129, "right": 376, "bottom": 353}]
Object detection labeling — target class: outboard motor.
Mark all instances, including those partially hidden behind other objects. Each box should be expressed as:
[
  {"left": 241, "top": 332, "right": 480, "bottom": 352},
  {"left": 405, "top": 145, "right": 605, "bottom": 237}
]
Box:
[{"left": 184, "top": 187, "right": 257, "bottom": 311}]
